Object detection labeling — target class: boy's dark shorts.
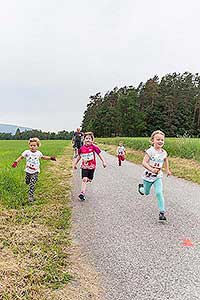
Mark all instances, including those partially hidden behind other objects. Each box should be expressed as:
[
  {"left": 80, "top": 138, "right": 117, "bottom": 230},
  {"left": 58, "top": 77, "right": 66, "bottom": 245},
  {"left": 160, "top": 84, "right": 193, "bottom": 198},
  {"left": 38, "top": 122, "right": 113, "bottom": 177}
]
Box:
[{"left": 81, "top": 168, "right": 95, "bottom": 180}]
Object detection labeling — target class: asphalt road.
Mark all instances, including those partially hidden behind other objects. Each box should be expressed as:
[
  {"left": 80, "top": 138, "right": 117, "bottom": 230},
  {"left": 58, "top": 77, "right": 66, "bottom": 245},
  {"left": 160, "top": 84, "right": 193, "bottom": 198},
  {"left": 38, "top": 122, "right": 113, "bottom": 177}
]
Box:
[{"left": 72, "top": 151, "right": 200, "bottom": 300}]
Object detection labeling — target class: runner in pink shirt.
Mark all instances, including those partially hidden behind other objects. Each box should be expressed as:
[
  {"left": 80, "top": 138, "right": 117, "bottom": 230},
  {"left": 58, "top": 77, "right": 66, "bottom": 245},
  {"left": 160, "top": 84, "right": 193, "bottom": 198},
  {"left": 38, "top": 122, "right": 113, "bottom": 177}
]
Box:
[{"left": 73, "top": 132, "right": 107, "bottom": 201}]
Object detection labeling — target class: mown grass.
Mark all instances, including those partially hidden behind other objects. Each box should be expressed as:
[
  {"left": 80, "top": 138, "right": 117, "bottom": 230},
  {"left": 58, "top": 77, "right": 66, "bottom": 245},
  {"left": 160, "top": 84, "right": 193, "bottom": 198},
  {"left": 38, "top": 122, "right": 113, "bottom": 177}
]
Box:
[
  {"left": 97, "top": 137, "right": 200, "bottom": 184},
  {"left": 0, "top": 140, "right": 73, "bottom": 299}
]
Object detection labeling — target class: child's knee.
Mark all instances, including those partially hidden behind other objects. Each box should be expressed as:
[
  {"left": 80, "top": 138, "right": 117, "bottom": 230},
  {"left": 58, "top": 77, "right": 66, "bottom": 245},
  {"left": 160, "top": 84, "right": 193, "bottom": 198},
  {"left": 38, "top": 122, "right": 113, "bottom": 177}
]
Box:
[{"left": 82, "top": 177, "right": 88, "bottom": 183}]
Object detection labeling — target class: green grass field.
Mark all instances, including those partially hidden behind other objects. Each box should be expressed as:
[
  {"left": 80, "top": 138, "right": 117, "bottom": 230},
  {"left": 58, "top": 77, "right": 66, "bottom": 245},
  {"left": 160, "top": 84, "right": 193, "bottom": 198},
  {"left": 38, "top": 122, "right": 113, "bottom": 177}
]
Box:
[
  {"left": 0, "top": 140, "right": 73, "bottom": 299},
  {"left": 0, "top": 140, "right": 68, "bottom": 208}
]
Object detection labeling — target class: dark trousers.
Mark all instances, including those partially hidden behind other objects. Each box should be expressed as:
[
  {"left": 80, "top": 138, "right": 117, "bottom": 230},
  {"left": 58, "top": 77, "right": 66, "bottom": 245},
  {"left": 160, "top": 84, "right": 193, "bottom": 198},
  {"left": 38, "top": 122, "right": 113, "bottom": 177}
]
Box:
[{"left": 25, "top": 172, "right": 39, "bottom": 197}]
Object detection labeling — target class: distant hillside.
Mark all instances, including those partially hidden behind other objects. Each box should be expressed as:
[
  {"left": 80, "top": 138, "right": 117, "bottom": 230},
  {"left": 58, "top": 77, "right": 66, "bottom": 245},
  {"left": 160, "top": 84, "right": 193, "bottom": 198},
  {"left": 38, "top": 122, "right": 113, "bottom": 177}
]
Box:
[{"left": 0, "top": 124, "right": 32, "bottom": 134}]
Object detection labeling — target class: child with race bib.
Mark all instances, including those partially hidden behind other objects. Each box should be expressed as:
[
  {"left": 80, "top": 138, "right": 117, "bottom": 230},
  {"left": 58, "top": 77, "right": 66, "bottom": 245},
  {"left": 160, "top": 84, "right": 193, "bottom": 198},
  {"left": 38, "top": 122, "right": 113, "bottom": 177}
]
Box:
[
  {"left": 12, "top": 137, "right": 56, "bottom": 202},
  {"left": 73, "top": 132, "right": 107, "bottom": 201},
  {"left": 138, "top": 130, "right": 171, "bottom": 221},
  {"left": 116, "top": 141, "right": 126, "bottom": 166}
]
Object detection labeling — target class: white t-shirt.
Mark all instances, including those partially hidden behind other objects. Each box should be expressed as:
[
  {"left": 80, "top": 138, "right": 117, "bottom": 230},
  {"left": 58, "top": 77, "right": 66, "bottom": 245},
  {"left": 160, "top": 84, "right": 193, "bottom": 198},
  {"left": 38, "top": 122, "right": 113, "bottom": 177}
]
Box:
[
  {"left": 142, "top": 146, "right": 167, "bottom": 182},
  {"left": 117, "top": 146, "right": 125, "bottom": 155},
  {"left": 22, "top": 150, "right": 43, "bottom": 174}
]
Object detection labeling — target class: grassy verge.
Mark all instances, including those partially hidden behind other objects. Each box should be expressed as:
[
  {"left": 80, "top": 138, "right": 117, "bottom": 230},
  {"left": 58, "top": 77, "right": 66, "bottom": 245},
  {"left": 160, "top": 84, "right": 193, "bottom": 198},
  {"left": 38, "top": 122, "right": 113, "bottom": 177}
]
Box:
[
  {"left": 0, "top": 142, "right": 73, "bottom": 300},
  {"left": 98, "top": 143, "right": 200, "bottom": 185},
  {"left": 97, "top": 137, "right": 200, "bottom": 162}
]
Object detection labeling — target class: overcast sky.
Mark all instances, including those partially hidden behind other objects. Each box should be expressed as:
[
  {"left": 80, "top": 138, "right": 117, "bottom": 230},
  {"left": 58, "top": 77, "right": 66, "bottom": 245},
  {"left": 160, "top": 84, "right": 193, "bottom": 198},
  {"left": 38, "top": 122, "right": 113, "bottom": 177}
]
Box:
[{"left": 1, "top": 0, "right": 200, "bottom": 132}]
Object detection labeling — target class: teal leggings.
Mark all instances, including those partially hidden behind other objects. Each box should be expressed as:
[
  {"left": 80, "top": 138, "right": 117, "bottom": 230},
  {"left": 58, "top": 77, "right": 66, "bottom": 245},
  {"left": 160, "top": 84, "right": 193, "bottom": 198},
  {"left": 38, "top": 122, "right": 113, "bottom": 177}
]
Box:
[{"left": 143, "top": 178, "right": 165, "bottom": 212}]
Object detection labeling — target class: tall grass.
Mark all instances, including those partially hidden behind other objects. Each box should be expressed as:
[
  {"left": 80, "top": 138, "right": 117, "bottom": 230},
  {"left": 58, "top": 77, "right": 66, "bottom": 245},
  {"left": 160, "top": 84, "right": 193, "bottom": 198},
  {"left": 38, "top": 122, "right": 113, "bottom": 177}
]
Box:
[
  {"left": 0, "top": 140, "right": 73, "bottom": 298},
  {"left": 97, "top": 137, "right": 200, "bottom": 163},
  {"left": 0, "top": 140, "right": 67, "bottom": 208}
]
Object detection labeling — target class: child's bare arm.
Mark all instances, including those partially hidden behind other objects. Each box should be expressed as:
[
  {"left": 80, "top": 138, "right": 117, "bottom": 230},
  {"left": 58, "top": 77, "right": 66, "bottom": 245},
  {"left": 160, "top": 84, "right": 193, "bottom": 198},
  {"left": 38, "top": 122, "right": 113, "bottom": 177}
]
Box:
[
  {"left": 98, "top": 153, "right": 107, "bottom": 168},
  {"left": 41, "top": 156, "right": 56, "bottom": 161},
  {"left": 74, "top": 155, "right": 81, "bottom": 169},
  {"left": 12, "top": 156, "right": 24, "bottom": 167},
  {"left": 16, "top": 156, "right": 24, "bottom": 163},
  {"left": 164, "top": 157, "right": 172, "bottom": 176},
  {"left": 142, "top": 154, "right": 160, "bottom": 174}
]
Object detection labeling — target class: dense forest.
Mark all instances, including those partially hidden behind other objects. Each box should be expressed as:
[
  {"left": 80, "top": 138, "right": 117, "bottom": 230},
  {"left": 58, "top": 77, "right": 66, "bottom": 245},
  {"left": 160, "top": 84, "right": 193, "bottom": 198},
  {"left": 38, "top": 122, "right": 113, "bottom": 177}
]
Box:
[
  {"left": 0, "top": 129, "right": 73, "bottom": 140},
  {"left": 82, "top": 72, "right": 200, "bottom": 137}
]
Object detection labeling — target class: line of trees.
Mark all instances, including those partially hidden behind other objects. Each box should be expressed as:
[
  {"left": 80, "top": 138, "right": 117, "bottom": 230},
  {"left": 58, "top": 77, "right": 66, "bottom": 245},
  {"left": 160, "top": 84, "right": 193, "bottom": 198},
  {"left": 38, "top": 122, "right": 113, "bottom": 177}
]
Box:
[
  {"left": 0, "top": 129, "right": 73, "bottom": 140},
  {"left": 82, "top": 72, "right": 200, "bottom": 137}
]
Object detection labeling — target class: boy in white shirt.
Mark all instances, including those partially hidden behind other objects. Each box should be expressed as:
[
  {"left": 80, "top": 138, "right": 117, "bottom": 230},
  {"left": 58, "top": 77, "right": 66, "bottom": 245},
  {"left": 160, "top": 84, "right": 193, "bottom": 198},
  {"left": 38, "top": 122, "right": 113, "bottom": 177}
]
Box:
[{"left": 12, "top": 137, "right": 56, "bottom": 202}]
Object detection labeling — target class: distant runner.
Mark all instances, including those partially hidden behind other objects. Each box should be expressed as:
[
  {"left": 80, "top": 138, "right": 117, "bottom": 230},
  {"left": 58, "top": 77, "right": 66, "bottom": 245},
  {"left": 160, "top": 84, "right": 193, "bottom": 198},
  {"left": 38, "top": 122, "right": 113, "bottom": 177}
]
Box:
[
  {"left": 116, "top": 141, "right": 126, "bottom": 166},
  {"left": 72, "top": 128, "right": 84, "bottom": 158}
]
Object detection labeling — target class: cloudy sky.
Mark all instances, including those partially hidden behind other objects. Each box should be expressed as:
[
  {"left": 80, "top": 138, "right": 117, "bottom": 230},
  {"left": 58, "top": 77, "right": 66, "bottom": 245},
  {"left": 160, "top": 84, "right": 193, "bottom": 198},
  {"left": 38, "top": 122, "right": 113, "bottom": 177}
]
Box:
[{"left": 1, "top": 0, "right": 200, "bottom": 132}]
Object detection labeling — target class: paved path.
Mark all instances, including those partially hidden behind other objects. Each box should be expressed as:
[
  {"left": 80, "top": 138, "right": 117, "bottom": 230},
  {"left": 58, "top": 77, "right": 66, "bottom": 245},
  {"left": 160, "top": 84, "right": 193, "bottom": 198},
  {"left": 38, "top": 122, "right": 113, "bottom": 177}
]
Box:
[{"left": 72, "top": 151, "right": 200, "bottom": 300}]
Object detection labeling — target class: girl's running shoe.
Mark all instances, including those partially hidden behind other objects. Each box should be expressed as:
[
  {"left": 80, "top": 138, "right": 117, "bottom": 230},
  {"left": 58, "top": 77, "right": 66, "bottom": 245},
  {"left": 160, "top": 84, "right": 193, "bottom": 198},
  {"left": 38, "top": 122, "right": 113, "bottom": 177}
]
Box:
[
  {"left": 138, "top": 183, "right": 144, "bottom": 195},
  {"left": 159, "top": 212, "right": 166, "bottom": 221},
  {"left": 78, "top": 193, "right": 86, "bottom": 201}
]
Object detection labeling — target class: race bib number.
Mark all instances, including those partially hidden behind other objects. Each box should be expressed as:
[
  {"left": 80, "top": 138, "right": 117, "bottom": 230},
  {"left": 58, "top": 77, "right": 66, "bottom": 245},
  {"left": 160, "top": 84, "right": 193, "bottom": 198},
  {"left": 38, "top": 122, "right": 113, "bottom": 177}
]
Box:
[{"left": 81, "top": 152, "right": 94, "bottom": 162}]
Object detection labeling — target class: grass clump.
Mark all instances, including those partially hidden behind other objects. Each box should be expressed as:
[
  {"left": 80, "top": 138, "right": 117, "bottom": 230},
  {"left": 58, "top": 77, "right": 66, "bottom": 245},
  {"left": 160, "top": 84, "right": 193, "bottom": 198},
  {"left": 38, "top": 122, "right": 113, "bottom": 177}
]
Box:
[{"left": 0, "top": 141, "right": 73, "bottom": 299}]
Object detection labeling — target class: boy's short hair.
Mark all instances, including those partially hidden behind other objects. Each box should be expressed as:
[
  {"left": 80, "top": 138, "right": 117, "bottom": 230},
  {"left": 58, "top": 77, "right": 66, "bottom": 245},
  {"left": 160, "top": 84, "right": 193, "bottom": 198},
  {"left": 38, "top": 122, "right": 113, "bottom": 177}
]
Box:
[
  {"left": 84, "top": 132, "right": 94, "bottom": 141},
  {"left": 150, "top": 130, "right": 165, "bottom": 144},
  {"left": 28, "top": 137, "right": 41, "bottom": 147}
]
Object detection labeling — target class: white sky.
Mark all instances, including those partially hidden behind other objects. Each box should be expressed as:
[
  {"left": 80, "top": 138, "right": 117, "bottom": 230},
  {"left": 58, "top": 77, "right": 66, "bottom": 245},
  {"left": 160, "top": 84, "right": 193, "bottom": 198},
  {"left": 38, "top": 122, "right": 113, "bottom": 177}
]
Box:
[{"left": 0, "top": 0, "right": 200, "bottom": 132}]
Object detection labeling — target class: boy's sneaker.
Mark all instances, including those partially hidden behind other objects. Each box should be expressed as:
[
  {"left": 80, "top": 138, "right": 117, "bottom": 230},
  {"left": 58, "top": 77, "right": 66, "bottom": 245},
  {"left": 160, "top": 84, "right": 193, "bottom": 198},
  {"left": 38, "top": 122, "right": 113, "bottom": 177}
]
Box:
[
  {"left": 78, "top": 193, "right": 86, "bottom": 201},
  {"left": 28, "top": 196, "right": 34, "bottom": 202},
  {"left": 159, "top": 212, "right": 167, "bottom": 221},
  {"left": 138, "top": 183, "right": 144, "bottom": 195}
]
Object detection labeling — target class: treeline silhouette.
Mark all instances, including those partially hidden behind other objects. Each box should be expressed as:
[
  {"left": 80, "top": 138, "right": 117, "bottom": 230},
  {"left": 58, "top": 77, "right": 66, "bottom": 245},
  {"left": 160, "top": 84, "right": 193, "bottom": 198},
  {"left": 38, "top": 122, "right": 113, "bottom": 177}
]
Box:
[
  {"left": 82, "top": 72, "right": 200, "bottom": 137},
  {"left": 0, "top": 128, "right": 73, "bottom": 140}
]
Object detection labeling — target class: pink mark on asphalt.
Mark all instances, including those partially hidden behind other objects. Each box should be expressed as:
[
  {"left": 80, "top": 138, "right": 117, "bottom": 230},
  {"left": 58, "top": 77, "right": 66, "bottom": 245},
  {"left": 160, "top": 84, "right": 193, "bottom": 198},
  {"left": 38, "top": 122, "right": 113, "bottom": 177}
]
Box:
[{"left": 182, "top": 239, "right": 193, "bottom": 247}]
